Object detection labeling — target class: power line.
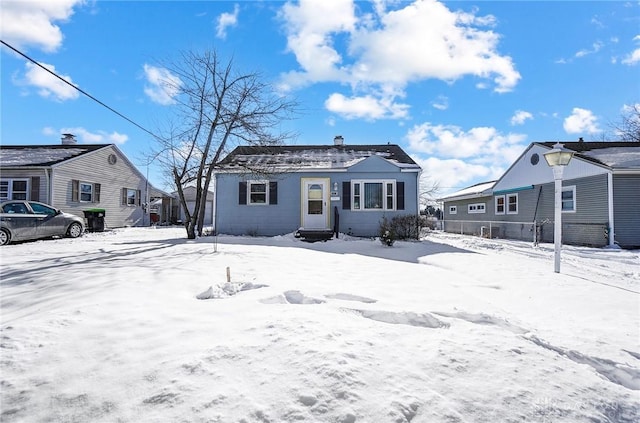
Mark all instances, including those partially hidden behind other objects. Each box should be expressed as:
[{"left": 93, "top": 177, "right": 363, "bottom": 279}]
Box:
[{"left": 1, "top": 39, "right": 164, "bottom": 141}]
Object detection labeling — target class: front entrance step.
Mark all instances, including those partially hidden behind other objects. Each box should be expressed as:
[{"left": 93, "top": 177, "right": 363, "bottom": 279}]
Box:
[{"left": 294, "top": 228, "right": 334, "bottom": 242}]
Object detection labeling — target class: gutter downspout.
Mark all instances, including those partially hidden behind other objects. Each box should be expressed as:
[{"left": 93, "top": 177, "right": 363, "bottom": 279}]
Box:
[
  {"left": 45, "top": 168, "right": 52, "bottom": 204},
  {"left": 607, "top": 171, "right": 615, "bottom": 247}
]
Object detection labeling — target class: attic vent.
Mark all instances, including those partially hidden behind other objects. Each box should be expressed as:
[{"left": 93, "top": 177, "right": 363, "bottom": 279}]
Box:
[
  {"left": 61, "top": 133, "right": 77, "bottom": 145},
  {"left": 334, "top": 135, "right": 344, "bottom": 146}
]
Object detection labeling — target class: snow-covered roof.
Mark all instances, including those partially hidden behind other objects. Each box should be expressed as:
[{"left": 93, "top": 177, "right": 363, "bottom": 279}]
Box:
[
  {"left": 539, "top": 141, "right": 640, "bottom": 169},
  {"left": 581, "top": 146, "right": 640, "bottom": 168},
  {"left": 218, "top": 144, "right": 420, "bottom": 171},
  {"left": 0, "top": 144, "right": 110, "bottom": 167},
  {"left": 437, "top": 181, "right": 496, "bottom": 202}
]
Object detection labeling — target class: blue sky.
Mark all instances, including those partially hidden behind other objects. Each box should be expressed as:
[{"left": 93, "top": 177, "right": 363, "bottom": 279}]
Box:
[{"left": 1, "top": 0, "right": 639, "bottom": 196}]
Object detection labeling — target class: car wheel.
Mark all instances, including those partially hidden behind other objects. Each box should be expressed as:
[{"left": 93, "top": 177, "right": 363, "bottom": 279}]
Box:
[
  {"left": 0, "top": 228, "right": 10, "bottom": 246},
  {"left": 67, "top": 222, "right": 83, "bottom": 238}
]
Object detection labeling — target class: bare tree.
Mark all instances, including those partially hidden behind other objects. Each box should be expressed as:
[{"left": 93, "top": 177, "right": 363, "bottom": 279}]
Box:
[
  {"left": 419, "top": 175, "right": 440, "bottom": 212},
  {"left": 152, "top": 50, "right": 298, "bottom": 239},
  {"left": 611, "top": 103, "right": 640, "bottom": 142}
]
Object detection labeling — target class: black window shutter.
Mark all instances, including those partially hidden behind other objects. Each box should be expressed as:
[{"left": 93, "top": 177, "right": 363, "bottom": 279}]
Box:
[
  {"left": 30, "top": 177, "right": 40, "bottom": 201},
  {"left": 94, "top": 183, "right": 101, "bottom": 203},
  {"left": 122, "top": 188, "right": 127, "bottom": 205},
  {"left": 72, "top": 180, "right": 79, "bottom": 202},
  {"left": 269, "top": 182, "right": 278, "bottom": 205},
  {"left": 397, "top": 181, "right": 405, "bottom": 210},
  {"left": 342, "top": 181, "right": 351, "bottom": 210},
  {"left": 239, "top": 182, "right": 247, "bottom": 205}
]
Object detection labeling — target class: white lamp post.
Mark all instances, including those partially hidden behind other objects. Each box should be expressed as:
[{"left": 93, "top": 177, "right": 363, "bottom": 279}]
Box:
[{"left": 543, "top": 143, "right": 574, "bottom": 273}]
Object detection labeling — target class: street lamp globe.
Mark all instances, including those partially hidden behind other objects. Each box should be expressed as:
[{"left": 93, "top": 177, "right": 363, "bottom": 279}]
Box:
[{"left": 544, "top": 142, "right": 575, "bottom": 273}]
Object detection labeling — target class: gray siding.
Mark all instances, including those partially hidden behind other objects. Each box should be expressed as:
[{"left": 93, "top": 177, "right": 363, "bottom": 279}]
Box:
[
  {"left": 613, "top": 174, "right": 640, "bottom": 248},
  {"left": 215, "top": 168, "right": 419, "bottom": 237},
  {"left": 443, "top": 174, "right": 611, "bottom": 246},
  {"left": 52, "top": 146, "right": 147, "bottom": 228}
]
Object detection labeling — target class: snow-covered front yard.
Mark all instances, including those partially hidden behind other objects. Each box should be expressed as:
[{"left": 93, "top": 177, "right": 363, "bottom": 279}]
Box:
[{"left": 1, "top": 227, "right": 638, "bottom": 422}]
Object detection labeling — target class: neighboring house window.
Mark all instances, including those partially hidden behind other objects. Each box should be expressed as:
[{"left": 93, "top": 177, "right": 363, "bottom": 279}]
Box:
[
  {"left": 351, "top": 180, "right": 396, "bottom": 210},
  {"left": 122, "top": 188, "right": 141, "bottom": 206},
  {"left": 507, "top": 193, "right": 518, "bottom": 214},
  {"left": 495, "top": 196, "right": 505, "bottom": 215},
  {"left": 0, "top": 179, "right": 28, "bottom": 201},
  {"left": 72, "top": 180, "right": 101, "bottom": 203},
  {"left": 249, "top": 181, "right": 268, "bottom": 204},
  {"left": 238, "top": 181, "right": 278, "bottom": 205},
  {"left": 80, "top": 182, "right": 93, "bottom": 202},
  {"left": 562, "top": 186, "right": 576, "bottom": 212},
  {"left": 449, "top": 205, "right": 457, "bottom": 215},
  {"left": 468, "top": 203, "right": 486, "bottom": 214}
]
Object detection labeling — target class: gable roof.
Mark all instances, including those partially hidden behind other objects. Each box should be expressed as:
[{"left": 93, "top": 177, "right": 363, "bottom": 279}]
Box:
[
  {"left": 0, "top": 144, "right": 111, "bottom": 167},
  {"left": 218, "top": 144, "right": 420, "bottom": 171}
]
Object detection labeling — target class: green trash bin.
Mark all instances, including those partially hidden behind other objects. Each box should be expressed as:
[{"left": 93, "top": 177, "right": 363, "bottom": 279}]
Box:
[{"left": 83, "top": 208, "right": 106, "bottom": 232}]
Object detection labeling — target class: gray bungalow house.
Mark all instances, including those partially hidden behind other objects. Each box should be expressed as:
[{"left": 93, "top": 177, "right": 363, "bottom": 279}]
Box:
[
  {"left": 213, "top": 137, "right": 422, "bottom": 239},
  {"left": 0, "top": 135, "right": 173, "bottom": 229},
  {"left": 438, "top": 141, "right": 640, "bottom": 249}
]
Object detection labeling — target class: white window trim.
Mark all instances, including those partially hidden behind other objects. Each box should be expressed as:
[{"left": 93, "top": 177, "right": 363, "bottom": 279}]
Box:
[
  {"left": 0, "top": 178, "right": 29, "bottom": 201},
  {"left": 80, "top": 182, "right": 94, "bottom": 203},
  {"left": 495, "top": 195, "right": 505, "bottom": 215},
  {"left": 561, "top": 185, "right": 576, "bottom": 213},
  {"left": 506, "top": 193, "right": 518, "bottom": 215},
  {"left": 468, "top": 203, "right": 486, "bottom": 214},
  {"left": 351, "top": 180, "right": 396, "bottom": 211},
  {"left": 126, "top": 188, "right": 138, "bottom": 206},
  {"left": 247, "top": 180, "right": 269, "bottom": 205},
  {"left": 449, "top": 205, "right": 457, "bottom": 215}
]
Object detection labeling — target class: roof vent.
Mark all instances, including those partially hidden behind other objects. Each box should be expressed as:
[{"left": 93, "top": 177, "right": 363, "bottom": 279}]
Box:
[
  {"left": 334, "top": 135, "right": 344, "bottom": 146},
  {"left": 61, "top": 133, "right": 77, "bottom": 145}
]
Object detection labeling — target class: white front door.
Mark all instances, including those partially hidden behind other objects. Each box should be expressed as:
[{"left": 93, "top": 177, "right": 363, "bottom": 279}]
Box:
[{"left": 302, "top": 178, "right": 329, "bottom": 229}]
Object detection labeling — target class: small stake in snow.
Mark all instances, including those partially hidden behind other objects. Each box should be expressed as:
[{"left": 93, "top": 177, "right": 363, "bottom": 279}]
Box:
[{"left": 226, "top": 267, "right": 231, "bottom": 283}]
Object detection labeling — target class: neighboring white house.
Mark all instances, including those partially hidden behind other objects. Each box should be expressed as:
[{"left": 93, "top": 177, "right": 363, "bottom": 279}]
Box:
[
  {"left": 173, "top": 186, "right": 215, "bottom": 226},
  {"left": 0, "top": 134, "right": 173, "bottom": 228}
]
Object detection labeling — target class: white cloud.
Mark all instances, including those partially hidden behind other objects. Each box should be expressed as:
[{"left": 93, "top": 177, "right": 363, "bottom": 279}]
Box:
[
  {"left": 510, "top": 110, "right": 533, "bottom": 126},
  {"left": 325, "top": 93, "right": 409, "bottom": 120},
  {"left": 413, "top": 156, "right": 494, "bottom": 196},
  {"left": 216, "top": 4, "right": 239, "bottom": 39},
  {"left": 42, "top": 127, "right": 56, "bottom": 136},
  {"left": 19, "top": 61, "right": 79, "bottom": 101},
  {"left": 406, "top": 121, "right": 527, "bottom": 193},
  {"left": 406, "top": 122, "right": 525, "bottom": 161},
  {"left": 431, "top": 95, "right": 449, "bottom": 111},
  {"left": 143, "top": 64, "right": 182, "bottom": 105},
  {"left": 575, "top": 41, "right": 603, "bottom": 58},
  {"left": 279, "top": 0, "right": 520, "bottom": 120},
  {"left": 59, "top": 127, "right": 129, "bottom": 144},
  {"left": 0, "top": 0, "right": 83, "bottom": 53},
  {"left": 621, "top": 35, "right": 640, "bottom": 65},
  {"left": 563, "top": 108, "right": 601, "bottom": 134}
]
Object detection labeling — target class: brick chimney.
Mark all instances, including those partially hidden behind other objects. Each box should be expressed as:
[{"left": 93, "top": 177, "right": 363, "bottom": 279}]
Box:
[{"left": 61, "top": 133, "right": 77, "bottom": 145}]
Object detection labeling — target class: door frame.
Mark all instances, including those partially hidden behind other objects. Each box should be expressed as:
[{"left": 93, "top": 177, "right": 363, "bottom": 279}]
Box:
[{"left": 300, "top": 178, "right": 330, "bottom": 230}]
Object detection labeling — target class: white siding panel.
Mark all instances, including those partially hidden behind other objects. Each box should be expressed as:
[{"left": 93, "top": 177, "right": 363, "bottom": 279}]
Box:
[
  {"left": 51, "top": 146, "right": 146, "bottom": 228},
  {"left": 494, "top": 144, "right": 608, "bottom": 193},
  {"left": 181, "top": 201, "right": 214, "bottom": 225}
]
